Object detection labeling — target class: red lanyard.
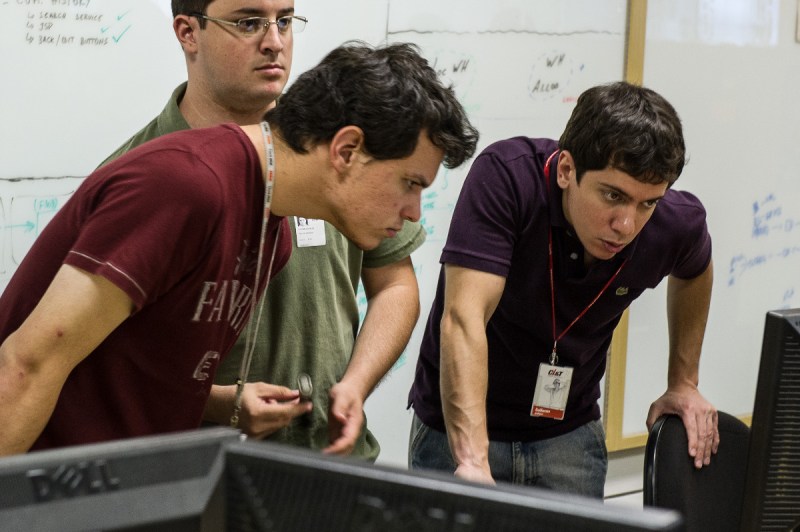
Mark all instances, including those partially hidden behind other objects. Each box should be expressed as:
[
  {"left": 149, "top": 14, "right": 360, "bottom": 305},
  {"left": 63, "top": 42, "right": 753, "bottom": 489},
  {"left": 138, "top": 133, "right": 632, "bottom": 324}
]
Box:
[{"left": 543, "top": 150, "right": 626, "bottom": 365}]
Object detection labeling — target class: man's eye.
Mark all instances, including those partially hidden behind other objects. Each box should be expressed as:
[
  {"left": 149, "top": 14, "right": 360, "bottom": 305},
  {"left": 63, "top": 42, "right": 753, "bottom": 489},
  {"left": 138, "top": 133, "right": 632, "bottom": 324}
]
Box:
[
  {"left": 276, "top": 17, "right": 292, "bottom": 30},
  {"left": 237, "top": 18, "right": 262, "bottom": 33}
]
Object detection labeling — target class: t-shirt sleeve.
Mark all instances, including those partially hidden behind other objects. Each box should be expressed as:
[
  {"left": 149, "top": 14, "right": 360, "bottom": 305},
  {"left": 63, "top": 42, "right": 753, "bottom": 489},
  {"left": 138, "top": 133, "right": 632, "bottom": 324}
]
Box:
[
  {"left": 668, "top": 190, "right": 713, "bottom": 279},
  {"left": 64, "top": 152, "right": 222, "bottom": 310},
  {"left": 362, "top": 220, "right": 426, "bottom": 269},
  {"left": 440, "top": 151, "right": 531, "bottom": 278}
]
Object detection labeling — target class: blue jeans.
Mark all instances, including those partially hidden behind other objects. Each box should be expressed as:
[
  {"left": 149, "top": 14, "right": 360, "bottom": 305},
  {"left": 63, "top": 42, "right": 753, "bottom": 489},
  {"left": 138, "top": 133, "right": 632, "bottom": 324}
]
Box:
[{"left": 408, "top": 414, "right": 607, "bottom": 498}]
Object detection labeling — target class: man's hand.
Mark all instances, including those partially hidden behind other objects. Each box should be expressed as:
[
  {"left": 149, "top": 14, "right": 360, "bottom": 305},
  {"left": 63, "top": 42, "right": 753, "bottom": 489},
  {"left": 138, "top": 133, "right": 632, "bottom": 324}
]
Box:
[
  {"left": 323, "top": 382, "right": 365, "bottom": 455},
  {"left": 206, "top": 382, "right": 311, "bottom": 439},
  {"left": 647, "top": 385, "right": 719, "bottom": 469},
  {"left": 454, "top": 463, "right": 496, "bottom": 485}
]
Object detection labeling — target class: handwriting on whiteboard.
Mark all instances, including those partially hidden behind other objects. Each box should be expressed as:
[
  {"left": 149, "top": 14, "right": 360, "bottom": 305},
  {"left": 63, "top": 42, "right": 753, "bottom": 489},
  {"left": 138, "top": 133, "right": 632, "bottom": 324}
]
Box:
[
  {"left": 727, "top": 193, "right": 800, "bottom": 286},
  {"left": 8, "top": 1, "right": 133, "bottom": 47},
  {"left": 0, "top": 177, "right": 82, "bottom": 290}
]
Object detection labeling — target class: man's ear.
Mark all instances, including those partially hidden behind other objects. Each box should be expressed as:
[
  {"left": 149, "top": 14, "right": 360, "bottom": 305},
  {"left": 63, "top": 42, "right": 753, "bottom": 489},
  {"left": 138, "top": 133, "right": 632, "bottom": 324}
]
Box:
[
  {"left": 173, "top": 15, "right": 198, "bottom": 53},
  {"left": 556, "top": 150, "right": 576, "bottom": 189},
  {"left": 329, "top": 126, "right": 367, "bottom": 174}
]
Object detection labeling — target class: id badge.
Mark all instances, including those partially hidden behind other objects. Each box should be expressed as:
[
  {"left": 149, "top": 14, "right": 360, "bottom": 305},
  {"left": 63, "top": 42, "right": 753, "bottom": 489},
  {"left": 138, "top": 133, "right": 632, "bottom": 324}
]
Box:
[
  {"left": 530, "top": 363, "right": 573, "bottom": 420},
  {"left": 294, "top": 217, "right": 326, "bottom": 247}
]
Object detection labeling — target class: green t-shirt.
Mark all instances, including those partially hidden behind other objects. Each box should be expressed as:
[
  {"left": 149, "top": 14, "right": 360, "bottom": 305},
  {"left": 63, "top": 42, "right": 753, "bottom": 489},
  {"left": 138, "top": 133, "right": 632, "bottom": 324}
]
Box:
[{"left": 104, "top": 83, "right": 426, "bottom": 460}]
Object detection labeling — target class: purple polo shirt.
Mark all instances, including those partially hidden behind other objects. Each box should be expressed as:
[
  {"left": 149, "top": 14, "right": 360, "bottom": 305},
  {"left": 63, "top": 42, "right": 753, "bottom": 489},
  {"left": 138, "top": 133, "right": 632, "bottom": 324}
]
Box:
[{"left": 408, "top": 137, "right": 711, "bottom": 442}]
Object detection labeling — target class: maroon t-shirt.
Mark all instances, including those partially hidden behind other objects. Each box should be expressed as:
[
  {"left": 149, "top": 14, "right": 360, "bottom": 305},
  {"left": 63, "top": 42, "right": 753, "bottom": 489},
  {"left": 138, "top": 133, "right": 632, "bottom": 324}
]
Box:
[
  {"left": 0, "top": 124, "right": 291, "bottom": 450},
  {"left": 409, "top": 137, "right": 712, "bottom": 442}
]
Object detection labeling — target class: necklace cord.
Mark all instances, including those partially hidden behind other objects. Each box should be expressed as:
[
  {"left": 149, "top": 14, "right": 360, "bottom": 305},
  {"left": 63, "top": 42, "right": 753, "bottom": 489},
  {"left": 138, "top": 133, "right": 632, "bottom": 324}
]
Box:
[{"left": 231, "top": 121, "right": 279, "bottom": 428}]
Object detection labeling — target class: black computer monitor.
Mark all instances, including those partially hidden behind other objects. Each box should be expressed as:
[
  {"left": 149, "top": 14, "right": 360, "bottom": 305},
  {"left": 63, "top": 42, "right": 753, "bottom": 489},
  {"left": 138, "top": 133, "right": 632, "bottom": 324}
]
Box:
[
  {"left": 0, "top": 427, "right": 683, "bottom": 531},
  {"left": 223, "top": 439, "right": 683, "bottom": 532},
  {"left": 0, "top": 427, "right": 239, "bottom": 531},
  {"left": 740, "top": 308, "right": 800, "bottom": 532}
]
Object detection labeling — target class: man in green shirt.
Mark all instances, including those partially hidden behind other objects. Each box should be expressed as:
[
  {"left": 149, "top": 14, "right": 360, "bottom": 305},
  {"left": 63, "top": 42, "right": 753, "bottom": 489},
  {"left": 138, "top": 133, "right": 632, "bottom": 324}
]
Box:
[{"left": 103, "top": 0, "right": 426, "bottom": 460}]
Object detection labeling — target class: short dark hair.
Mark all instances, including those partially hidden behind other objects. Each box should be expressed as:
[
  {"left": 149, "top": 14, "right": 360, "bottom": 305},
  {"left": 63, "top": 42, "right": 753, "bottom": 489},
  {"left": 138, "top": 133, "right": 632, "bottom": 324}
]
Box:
[
  {"left": 559, "top": 81, "right": 686, "bottom": 185},
  {"left": 172, "top": 0, "right": 212, "bottom": 26},
  {"left": 266, "top": 41, "right": 479, "bottom": 169}
]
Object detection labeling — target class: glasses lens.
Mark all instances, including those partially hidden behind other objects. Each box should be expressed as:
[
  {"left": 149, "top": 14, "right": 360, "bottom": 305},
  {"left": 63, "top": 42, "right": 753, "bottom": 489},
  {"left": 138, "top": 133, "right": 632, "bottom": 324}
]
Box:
[
  {"left": 236, "top": 17, "right": 263, "bottom": 34},
  {"left": 291, "top": 16, "right": 306, "bottom": 34}
]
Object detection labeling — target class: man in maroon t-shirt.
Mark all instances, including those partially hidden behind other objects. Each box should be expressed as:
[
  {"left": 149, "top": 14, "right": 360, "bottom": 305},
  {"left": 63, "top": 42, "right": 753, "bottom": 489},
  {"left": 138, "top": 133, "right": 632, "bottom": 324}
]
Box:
[{"left": 0, "top": 42, "right": 479, "bottom": 456}]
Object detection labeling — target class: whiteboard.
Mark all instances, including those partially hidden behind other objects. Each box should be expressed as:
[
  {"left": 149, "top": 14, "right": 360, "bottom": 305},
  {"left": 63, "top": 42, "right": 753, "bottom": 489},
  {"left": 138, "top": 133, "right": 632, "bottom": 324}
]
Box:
[
  {"left": 0, "top": 0, "right": 184, "bottom": 178},
  {"left": 621, "top": 0, "right": 800, "bottom": 438},
  {"left": 0, "top": 0, "right": 628, "bottom": 468}
]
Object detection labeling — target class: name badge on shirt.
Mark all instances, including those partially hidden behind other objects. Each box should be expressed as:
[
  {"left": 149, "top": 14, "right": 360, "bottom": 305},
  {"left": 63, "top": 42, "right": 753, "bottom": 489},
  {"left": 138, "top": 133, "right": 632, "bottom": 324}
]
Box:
[
  {"left": 294, "top": 217, "right": 326, "bottom": 248},
  {"left": 531, "top": 363, "right": 573, "bottom": 420}
]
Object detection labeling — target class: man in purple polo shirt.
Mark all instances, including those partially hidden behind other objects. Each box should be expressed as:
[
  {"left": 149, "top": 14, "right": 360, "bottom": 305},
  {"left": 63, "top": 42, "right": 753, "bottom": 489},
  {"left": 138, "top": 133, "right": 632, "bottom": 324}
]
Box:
[{"left": 408, "top": 81, "right": 718, "bottom": 498}]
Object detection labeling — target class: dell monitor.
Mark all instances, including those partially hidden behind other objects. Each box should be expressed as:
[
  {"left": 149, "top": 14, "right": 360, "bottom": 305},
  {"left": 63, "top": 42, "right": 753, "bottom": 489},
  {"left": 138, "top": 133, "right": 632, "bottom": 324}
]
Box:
[
  {"left": 740, "top": 308, "right": 800, "bottom": 531},
  {"left": 0, "top": 427, "right": 239, "bottom": 531}
]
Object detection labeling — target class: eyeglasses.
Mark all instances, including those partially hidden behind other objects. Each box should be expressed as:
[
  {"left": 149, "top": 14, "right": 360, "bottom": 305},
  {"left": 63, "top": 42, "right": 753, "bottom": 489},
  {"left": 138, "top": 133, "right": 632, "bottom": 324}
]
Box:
[{"left": 190, "top": 12, "right": 307, "bottom": 36}]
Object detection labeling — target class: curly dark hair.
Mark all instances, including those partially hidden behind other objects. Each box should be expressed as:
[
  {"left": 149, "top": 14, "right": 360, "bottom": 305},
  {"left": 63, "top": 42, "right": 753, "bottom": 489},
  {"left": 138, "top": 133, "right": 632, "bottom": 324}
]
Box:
[
  {"left": 266, "top": 41, "right": 479, "bottom": 169},
  {"left": 559, "top": 81, "right": 686, "bottom": 186}
]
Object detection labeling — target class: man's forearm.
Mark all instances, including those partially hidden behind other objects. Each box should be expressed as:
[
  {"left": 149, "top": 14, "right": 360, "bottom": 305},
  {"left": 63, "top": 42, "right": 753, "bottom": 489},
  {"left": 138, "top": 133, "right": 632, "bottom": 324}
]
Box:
[
  {"left": 666, "top": 262, "right": 713, "bottom": 388},
  {"left": 340, "top": 282, "right": 418, "bottom": 397},
  {"left": 203, "top": 384, "right": 237, "bottom": 425},
  {"left": 0, "top": 341, "right": 57, "bottom": 455},
  {"left": 440, "top": 315, "right": 491, "bottom": 472}
]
